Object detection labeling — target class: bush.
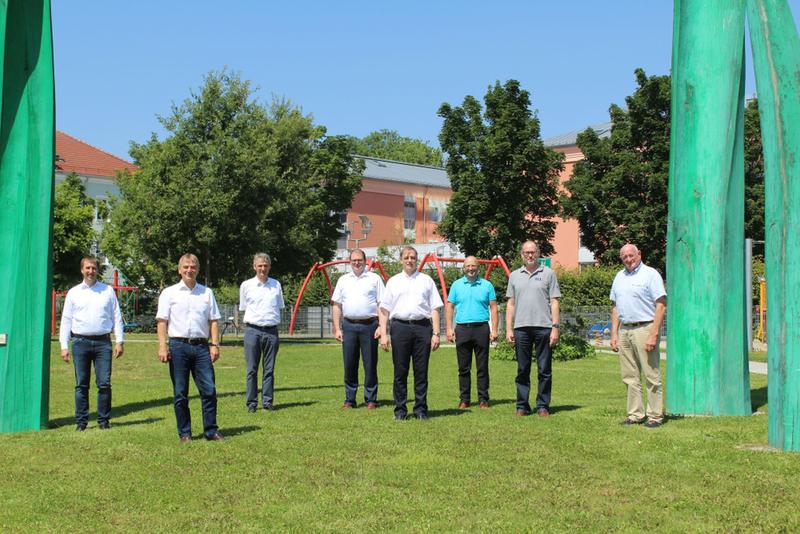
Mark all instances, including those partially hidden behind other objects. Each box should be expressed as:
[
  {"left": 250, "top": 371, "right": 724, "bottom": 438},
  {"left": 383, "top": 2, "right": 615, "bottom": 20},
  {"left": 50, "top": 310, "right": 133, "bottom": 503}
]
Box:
[{"left": 490, "top": 333, "right": 594, "bottom": 362}]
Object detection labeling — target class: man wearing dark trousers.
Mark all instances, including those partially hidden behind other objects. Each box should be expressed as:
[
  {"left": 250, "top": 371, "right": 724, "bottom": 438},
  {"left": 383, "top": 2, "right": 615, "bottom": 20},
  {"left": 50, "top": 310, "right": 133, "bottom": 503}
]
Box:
[
  {"left": 506, "top": 241, "right": 561, "bottom": 417},
  {"left": 59, "top": 255, "right": 124, "bottom": 431},
  {"left": 239, "top": 252, "right": 285, "bottom": 412},
  {"left": 157, "top": 253, "right": 223, "bottom": 443},
  {"left": 331, "top": 249, "right": 385, "bottom": 410},
  {"left": 379, "top": 246, "right": 443, "bottom": 421},
  {"left": 445, "top": 256, "right": 499, "bottom": 409}
]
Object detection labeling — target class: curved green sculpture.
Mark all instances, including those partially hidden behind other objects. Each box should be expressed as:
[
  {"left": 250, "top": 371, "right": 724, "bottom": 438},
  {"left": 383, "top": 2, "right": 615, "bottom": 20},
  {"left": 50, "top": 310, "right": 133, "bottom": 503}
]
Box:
[{"left": 0, "top": 0, "right": 55, "bottom": 432}]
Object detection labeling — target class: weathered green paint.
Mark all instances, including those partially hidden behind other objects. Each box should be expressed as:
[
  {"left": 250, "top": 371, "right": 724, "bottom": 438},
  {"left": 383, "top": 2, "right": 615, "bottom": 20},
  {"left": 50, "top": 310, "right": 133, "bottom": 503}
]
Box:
[
  {"left": 747, "top": 0, "right": 800, "bottom": 451},
  {"left": 0, "top": 0, "right": 55, "bottom": 432},
  {"left": 667, "top": 0, "right": 751, "bottom": 416}
]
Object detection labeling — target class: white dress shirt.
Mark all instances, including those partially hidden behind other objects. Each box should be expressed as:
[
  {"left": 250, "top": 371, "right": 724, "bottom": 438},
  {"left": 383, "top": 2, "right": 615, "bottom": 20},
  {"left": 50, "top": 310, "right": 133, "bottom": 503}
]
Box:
[
  {"left": 331, "top": 270, "right": 384, "bottom": 319},
  {"left": 156, "top": 281, "right": 221, "bottom": 339},
  {"left": 380, "top": 271, "right": 444, "bottom": 320},
  {"left": 59, "top": 281, "right": 124, "bottom": 350},
  {"left": 239, "top": 276, "right": 285, "bottom": 326}
]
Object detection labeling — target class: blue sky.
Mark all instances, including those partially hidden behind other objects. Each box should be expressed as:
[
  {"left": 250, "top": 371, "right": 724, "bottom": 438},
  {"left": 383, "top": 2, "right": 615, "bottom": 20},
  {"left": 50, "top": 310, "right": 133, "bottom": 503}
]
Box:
[{"left": 53, "top": 1, "right": 800, "bottom": 161}]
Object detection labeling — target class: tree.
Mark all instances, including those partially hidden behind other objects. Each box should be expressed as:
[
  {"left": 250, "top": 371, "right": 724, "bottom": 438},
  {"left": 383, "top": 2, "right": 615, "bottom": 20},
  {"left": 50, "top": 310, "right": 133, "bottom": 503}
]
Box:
[
  {"left": 561, "top": 69, "right": 671, "bottom": 272},
  {"left": 561, "top": 69, "right": 766, "bottom": 273},
  {"left": 52, "top": 173, "right": 96, "bottom": 289},
  {"left": 436, "top": 80, "right": 563, "bottom": 260},
  {"left": 348, "top": 129, "right": 443, "bottom": 166},
  {"left": 102, "top": 70, "right": 364, "bottom": 288}
]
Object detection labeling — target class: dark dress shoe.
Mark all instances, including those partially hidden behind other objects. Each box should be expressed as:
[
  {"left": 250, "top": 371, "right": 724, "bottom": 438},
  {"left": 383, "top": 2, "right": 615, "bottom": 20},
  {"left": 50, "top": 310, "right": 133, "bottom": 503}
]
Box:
[
  {"left": 644, "top": 420, "right": 662, "bottom": 429},
  {"left": 263, "top": 404, "right": 276, "bottom": 411},
  {"left": 458, "top": 402, "right": 470, "bottom": 409},
  {"left": 621, "top": 418, "right": 644, "bottom": 425},
  {"left": 416, "top": 413, "right": 429, "bottom": 421},
  {"left": 179, "top": 435, "right": 192, "bottom": 444},
  {"left": 99, "top": 422, "right": 111, "bottom": 430},
  {"left": 366, "top": 402, "right": 378, "bottom": 410},
  {"left": 76, "top": 424, "right": 87, "bottom": 432},
  {"left": 537, "top": 408, "right": 550, "bottom": 417},
  {"left": 394, "top": 412, "right": 407, "bottom": 421},
  {"left": 247, "top": 406, "right": 257, "bottom": 413},
  {"left": 207, "top": 432, "right": 225, "bottom": 441}
]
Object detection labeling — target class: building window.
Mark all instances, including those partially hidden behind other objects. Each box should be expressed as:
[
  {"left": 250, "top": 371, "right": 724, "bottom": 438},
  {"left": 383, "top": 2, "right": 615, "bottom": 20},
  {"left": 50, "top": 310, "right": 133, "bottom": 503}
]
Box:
[
  {"left": 429, "top": 200, "right": 447, "bottom": 223},
  {"left": 404, "top": 197, "right": 416, "bottom": 230}
]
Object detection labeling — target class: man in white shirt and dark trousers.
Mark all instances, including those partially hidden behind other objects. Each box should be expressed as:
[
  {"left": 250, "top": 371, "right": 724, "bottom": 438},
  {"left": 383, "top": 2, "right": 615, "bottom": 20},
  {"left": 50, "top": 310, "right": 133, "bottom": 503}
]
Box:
[
  {"left": 379, "top": 246, "right": 444, "bottom": 421},
  {"left": 331, "top": 249, "right": 385, "bottom": 410},
  {"left": 157, "top": 253, "right": 223, "bottom": 443},
  {"left": 60, "top": 256, "right": 124, "bottom": 431},
  {"left": 239, "top": 253, "right": 285, "bottom": 413}
]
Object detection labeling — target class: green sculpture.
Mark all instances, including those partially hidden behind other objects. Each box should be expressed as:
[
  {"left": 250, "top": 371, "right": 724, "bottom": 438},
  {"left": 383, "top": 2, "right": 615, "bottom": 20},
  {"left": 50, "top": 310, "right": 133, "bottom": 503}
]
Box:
[{"left": 0, "top": 0, "right": 55, "bottom": 432}]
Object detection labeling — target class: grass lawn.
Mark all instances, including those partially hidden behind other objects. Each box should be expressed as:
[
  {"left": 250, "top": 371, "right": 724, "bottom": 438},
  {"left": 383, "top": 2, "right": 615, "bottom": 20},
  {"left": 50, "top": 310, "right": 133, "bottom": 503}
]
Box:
[{"left": 0, "top": 338, "right": 794, "bottom": 532}]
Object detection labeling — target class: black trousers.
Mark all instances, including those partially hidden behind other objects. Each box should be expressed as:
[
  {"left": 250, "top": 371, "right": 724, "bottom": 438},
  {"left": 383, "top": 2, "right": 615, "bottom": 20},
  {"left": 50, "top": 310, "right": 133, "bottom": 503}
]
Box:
[
  {"left": 390, "top": 319, "right": 432, "bottom": 416},
  {"left": 455, "top": 323, "right": 490, "bottom": 403}
]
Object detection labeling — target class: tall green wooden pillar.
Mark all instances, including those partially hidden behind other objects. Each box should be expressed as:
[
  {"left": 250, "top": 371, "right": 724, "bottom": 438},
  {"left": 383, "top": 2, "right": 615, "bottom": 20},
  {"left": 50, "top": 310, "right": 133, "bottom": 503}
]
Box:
[
  {"left": 746, "top": 0, "right": 800, "bottom": 451},
  {"left": 0, "top": 0, "right": 55, "bottom": 432},
  {"left": 667, "top": 0, "right": 752, "bottom": 416}
]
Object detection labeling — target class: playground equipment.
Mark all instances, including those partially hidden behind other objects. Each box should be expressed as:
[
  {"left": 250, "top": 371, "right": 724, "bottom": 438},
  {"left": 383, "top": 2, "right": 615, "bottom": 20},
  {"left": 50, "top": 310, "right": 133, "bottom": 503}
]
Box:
[{"left": 289, "top": 254, "right": 511, "bottom": 335}]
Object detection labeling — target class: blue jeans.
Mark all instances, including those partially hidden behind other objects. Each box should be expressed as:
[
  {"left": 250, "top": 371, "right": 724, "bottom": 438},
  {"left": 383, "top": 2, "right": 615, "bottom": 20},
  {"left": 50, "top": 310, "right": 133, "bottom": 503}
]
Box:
[
  {"left": 243, "top": 325, "right": 279, "bottom": 408},
  {"left": 514, "top": 327, "right": 553, "bottom": 412},
  {"left": 72, "top": 336, "right": 112, "bottom": 426},
  {"left": 342, "top": 318, "right": 379, "bottom": 405},
  {"left": 168, "top": 339, "right": 218, "bottom": 439}
]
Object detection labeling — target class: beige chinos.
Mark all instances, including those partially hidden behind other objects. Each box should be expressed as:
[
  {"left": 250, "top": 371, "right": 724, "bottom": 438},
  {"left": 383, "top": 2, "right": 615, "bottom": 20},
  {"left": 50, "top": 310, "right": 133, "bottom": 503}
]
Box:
[{"left": 618, "top": 323, "right": 662, "bottom": 423}]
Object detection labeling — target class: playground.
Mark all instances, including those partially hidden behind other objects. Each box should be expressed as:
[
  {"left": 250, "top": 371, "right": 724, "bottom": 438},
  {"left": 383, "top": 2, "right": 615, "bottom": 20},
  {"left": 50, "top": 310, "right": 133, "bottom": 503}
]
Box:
[{"left": 1, "top": 338, "right": 796, "bottom": 532}]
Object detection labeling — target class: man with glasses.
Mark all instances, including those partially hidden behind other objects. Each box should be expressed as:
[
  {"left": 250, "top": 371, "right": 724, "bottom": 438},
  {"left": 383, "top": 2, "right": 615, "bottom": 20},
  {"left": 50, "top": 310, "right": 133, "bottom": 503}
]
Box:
[
  {"left": 506, "top": 241, "right": 561, "bottom": 417},
  {"left": 379, "top": 246, "right": 444, "bottom": 421},
  {"left": 331, "top": 249, "right": 385, "bottom": 410}
]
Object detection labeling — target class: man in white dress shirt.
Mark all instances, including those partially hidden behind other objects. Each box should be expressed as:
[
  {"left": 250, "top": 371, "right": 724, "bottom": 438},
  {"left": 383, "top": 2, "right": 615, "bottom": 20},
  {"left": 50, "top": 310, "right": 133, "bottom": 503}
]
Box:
[
  {"left": 331, "top": 249, "right": 385, "bottom": 410},
  {"left": 239, "top": 253, "right": 285, "bottom": 412},
  {"left": 379, "top": 246, "right": 444, "bottom": 421},
  {"left": 157, "top": 253, "right": 223, "bottom": 442},
  {"left": 60, "top": 256, "right": 124, "bottom": 431}
]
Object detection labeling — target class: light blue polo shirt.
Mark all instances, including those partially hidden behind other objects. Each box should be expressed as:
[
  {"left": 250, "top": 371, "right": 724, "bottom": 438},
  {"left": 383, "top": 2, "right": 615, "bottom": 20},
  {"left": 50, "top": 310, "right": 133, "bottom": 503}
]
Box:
[
  {"left": 448, "top": 276, "right": 496, "bottom": 323},
  {"left": 609, "top": 262, "right": 666, "bottom": 323}
]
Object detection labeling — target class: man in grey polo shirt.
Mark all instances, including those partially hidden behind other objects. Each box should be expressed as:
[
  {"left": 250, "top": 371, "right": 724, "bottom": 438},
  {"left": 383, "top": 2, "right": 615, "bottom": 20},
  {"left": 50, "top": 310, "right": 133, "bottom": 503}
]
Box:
[
  {"left": 610, "top": 243, "right": 667, "bottom": 428},
  {"left": 506, "top": 240, "right": 561, "bottom": 417}
]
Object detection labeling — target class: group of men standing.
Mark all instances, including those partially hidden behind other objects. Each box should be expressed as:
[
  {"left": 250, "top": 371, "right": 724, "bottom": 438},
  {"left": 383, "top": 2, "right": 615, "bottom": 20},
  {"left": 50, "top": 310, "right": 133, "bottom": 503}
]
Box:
[{"left": 59, "top": 240, "right": 667, "bottom": 442}]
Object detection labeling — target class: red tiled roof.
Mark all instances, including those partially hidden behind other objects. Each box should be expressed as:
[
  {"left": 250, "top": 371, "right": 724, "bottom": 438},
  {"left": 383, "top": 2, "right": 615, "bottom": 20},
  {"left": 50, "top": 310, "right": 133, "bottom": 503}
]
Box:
[{"left": 55, "top": 130, "right": 138, "bottom": 177}]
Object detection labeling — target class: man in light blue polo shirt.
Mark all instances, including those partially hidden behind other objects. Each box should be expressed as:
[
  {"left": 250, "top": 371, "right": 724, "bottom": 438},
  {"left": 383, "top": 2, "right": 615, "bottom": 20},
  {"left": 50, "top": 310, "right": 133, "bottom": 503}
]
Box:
[
  {"left": 610, "top": 243, "right": 667, "bottom": 428},
  {"left": 446, "top": 256, "right": 499, "bottom": 409}
]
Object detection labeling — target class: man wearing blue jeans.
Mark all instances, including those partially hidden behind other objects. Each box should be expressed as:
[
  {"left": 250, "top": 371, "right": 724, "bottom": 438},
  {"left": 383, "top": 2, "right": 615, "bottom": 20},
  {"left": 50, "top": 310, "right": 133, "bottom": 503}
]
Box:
[
  {"left": 157, "top": 253, "right": 223, "bottom": 443},
  {"left": 506, "top": 241, "right": 561, "bottom": 417},
  {"left": 239, "top": 253, "right": 284, "bottom": 412},
  {"left": 59, "top": 256, "right": 124, "bottom": 431},
  {"left": 331, "top": 249, "right": 385, "bottom": 410}
]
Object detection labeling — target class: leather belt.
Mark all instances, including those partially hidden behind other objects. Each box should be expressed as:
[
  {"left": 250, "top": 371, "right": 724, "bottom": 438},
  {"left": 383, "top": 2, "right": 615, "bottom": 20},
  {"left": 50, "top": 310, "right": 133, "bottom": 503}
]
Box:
[
  {"left": 71, "top": 332, "right": 111, "bottom": 341},
  {"left": 621, "top": 321, "right": 653, "bottom": 327},
  {"left": 171, "top": 337, "right": 208, "bottom": 345},
  {"left": 392, "top": 318, "right": 431, "bottom": 326},
  {"left": 245, "top": 323, "right": 278, "bottom": 331},
  {"left": 344, "top": 317, "right": 378, "bottom": 324},
  {"left": 456, "top": 322, "right": 488, "bottom": 328}
]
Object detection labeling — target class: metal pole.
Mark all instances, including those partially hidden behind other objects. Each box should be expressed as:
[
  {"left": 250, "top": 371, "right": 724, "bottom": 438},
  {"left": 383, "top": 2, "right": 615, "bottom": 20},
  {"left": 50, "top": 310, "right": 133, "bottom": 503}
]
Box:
[{"left": 745, "top": 238, "right": 753, "bottom": 350}]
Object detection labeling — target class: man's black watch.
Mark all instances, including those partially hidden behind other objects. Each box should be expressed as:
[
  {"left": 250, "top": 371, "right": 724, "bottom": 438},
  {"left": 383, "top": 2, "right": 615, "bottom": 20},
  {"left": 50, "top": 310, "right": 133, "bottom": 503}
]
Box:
[{"left": 551, "top": 324, "right": 560, "bottom": 329}]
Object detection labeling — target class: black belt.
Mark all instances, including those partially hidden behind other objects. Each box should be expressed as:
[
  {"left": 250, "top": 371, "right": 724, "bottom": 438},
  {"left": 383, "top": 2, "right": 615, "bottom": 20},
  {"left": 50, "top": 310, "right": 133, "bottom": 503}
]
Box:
[
  {"left": 456, "top": 322, "right": 488, "bottom": 328},
  {"left": 245, "top": 323, "right": 278, "bottom": 331},
  {"left": 392, "top": 318, "right": 431, "bottom": 326},
  {"left": 621, "top": 321, "right": 653, "bottom": 327},
  {"left": 345, "top": 317, "right": 378, "bottom": 325},
  {"left": 71, "top": 332, "right": 111, "bottom": 341},
  {"left": 171, "top": 337, "right": 208, "bottom": 345}
]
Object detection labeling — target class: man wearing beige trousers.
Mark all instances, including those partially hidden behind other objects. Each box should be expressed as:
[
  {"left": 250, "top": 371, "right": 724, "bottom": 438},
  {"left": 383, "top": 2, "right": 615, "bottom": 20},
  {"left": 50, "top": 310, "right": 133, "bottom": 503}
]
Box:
[{"left": 610, "top": 244, "right": 667, "bottom": 429}]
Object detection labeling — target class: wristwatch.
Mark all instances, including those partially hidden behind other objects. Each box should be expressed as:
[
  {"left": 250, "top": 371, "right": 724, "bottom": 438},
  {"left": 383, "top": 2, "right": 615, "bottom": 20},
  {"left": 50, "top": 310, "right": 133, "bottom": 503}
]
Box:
[
  {"left": 432, "top": 332, "right": 440, "bottom": 336},
  {"left": 210, "top": 342, "right": 220, "bottom": 347},
  {"left": 551, "top": 324, "right": 560, "bottom": 329}
]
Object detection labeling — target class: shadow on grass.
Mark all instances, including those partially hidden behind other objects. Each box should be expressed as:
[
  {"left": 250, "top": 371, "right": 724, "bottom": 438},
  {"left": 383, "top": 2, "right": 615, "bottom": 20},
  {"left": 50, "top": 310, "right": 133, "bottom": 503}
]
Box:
[
  {"left": 275, "top": 384, "right": 340, "bottom": 392},
  {"left": 752, "top": 385, "right": 768, "bottom": 412},
  {"left": 428, "top": 408, "right": 470, "bottom": 418},
  {"left": 271, "top": 401, "right": 318, "bottom": 411},
  {"left": 218, "top": 425, "right": 260, "bottom": 438},
  {"left": 550, "top": 404, "right": 581, "bottom": 414}
]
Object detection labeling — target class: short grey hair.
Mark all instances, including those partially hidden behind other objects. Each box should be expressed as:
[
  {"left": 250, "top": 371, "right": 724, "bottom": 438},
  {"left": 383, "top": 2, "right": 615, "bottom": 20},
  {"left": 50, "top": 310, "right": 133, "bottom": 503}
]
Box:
[{"left": 253, "top": 252, "right": 271, "bottom": 265}]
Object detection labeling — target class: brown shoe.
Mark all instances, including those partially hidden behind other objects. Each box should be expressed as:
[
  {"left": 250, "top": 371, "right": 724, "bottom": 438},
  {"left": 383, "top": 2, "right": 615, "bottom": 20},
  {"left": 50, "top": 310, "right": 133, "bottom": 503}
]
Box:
[
  {"left": 516, "top": 409, "right": 529, "bottom": 417},
  {"left": 537, "top": 408, "right": 550, "bottom": 417},
  {"left": 342, "top": 402, "right": 355, "bottom": 410},
  {"left": 179, "top": 435, "right": 192, "bottom": 444},
  {"left": 366, "top": 402, "right": 378, "bottom": 410},
  {"left": 479, "top": 401, "right": 490, "bottom": 409},
  {"left": 458, "top": 402, "right": 470, "bottom": 409},
  {"left": 207, "top": 432, "right": 224, "bottom": 441}
]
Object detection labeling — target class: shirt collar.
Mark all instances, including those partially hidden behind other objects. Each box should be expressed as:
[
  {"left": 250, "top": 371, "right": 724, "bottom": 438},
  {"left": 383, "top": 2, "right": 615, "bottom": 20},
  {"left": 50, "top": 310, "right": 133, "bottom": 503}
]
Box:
[
  {"left": 461, "top": 275, "right": 482, "bottom": 285},
  {"left": 520, "top": 264, "right": 543, "bottom": 276},
  {"left": 624, "top": 262, "right": 644, "bottom": 276}
]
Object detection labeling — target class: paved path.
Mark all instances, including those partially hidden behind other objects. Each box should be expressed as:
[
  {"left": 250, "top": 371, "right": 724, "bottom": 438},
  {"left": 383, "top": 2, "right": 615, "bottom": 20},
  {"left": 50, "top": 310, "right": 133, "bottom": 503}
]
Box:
[{"left": 595, "top": 347, "right": 768, "bottom": 375}]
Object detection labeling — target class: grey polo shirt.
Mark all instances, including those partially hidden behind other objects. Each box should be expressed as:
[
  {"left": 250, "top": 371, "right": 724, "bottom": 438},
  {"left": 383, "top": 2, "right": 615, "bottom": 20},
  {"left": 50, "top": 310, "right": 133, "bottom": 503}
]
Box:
[{"left": 506, "top": 264, "right": 561, "bottom": 328}]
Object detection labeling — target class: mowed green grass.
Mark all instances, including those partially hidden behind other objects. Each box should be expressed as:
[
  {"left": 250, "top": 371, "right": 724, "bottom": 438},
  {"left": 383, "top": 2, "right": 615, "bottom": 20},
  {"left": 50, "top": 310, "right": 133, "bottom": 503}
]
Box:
[{"left": 0, "top": 339, "right": 794, "bottom": 533}]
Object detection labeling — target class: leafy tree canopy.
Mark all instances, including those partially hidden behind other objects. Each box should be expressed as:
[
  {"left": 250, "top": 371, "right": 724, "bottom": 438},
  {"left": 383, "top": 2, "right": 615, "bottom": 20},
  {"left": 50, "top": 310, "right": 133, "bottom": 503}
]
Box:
[
  {"left": 102, "top": 70, "right": 364, "bottom": 288},
  {"left": 436, "top": 80, "right": 563, "bottom": 260},
  {"left": 347, "top": 129, "right": 443, "bottom": 166},
  {"left": 561, "top": 69, "right": 765, "bottom": 273},
  {"left": 52, "top": 172, "right": 96, "bottom": 289}
]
